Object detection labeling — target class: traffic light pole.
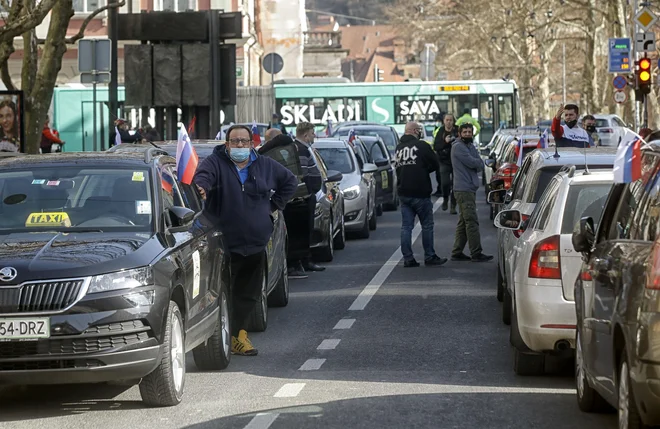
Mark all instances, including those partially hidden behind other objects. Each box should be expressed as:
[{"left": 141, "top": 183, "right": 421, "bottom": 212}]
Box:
[{"left": 632, "top": 0, "right": 640, "bottom": 131}]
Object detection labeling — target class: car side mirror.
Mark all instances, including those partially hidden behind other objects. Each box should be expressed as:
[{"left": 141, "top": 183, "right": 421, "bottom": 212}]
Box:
[
  {"left": 326, "top": 170, "right": 343, "bottom": 183},
  {"left": 572, "top": 216, "right": 595, "bottom": 254},
  {"left": 494, "top": 209, "right": 523, "bottom": 230},
  {"left": 168, "top": 206, "right": 195, "bottom": 231},
  {"left": 485, "top": 159, "right": 495, "bottom": 167},
  {"left": 374, "top": 158, "right": 390, "bottom": 167},
  {"left": 481, "top": 148, "right": 491, "bottom": 156},
  {"left": 487, "top": 189, "right": 507, "bottom": 204},
  {"left": 362, "top": 163, "right": 378, "bottom": 174}
]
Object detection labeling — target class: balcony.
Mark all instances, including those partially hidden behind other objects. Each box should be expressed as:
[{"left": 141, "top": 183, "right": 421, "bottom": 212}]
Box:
[{"left": 304, "top": 31, "right": 342, "bottom": 49}]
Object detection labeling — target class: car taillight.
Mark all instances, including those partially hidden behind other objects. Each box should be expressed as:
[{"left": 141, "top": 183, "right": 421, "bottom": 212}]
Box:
[
  {"left": 512, "top": 214, "right": 530, "bottom": 238},
  {"left": 494, "top": 165, "right": 519, "bottom": 189},
  {"left": 529, "top": 235, "right": 561, "bottom": 279},
  {"left": 580, "top": 269, "right": 593, "bottom": 281},
  {"left": 646, "top": 241, "right": 660, "bottom": 289},
  {"left": 600, "top": 128, "right": 614, "bottom": 133}
]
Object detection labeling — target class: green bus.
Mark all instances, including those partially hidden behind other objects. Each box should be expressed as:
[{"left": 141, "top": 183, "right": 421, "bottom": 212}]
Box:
[{"left": 275, "top": 79, "right": 522, "bottom": 144}]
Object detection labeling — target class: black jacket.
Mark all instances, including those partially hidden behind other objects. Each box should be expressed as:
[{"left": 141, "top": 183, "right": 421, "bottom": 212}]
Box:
[
  {"left": 433, "top": 126, "right": 458, "bottom": 166},
  {"left": 110, "top": 128, "right": 142, "bottom": 146},
  {"left": 193, "top": 145, "right": 298, "bottom": 256},
  {"left": 395, "top": 134, "right": 440, "bottom": 199}
]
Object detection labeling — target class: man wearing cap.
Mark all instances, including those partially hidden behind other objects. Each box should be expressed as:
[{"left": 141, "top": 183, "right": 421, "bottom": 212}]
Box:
[{"left": 110, "top": 119, "right": 143, "bottom": 146}]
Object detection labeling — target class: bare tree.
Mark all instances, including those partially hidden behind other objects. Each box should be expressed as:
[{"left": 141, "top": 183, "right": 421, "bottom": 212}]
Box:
[{"left": 0, "top": 0, "right": 124, "bottom": 154}]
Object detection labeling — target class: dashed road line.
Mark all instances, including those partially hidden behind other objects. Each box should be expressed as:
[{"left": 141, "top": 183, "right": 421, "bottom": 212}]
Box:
[
  {"left": 299, "top": 358, "right": 326, "bottom": 371},
  {"left": 333, "top": 318, "right": 356, "bottom": 330},
  {"left": 244, "top": 412, "right": 279, "bottom": 429},
  {"left": 348, "top": 197, "right": 443, "bottom": 311},
  {"left": 274, "top": 383, "right": 306, "bottom": 398},
  {"left": 317, "top": 339, "right": 341, "bottom": 350}
]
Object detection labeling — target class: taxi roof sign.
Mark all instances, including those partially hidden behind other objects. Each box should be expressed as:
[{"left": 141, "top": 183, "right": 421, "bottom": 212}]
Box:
[
  {"left": 635, "top": 8, "right": 657, "bottom": 30},
  {"left": 25, "top": 212, "right": 72, "bottom": 228}
]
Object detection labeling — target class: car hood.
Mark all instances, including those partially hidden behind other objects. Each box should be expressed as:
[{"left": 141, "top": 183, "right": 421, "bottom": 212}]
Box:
[
  {"left": 339, "top": 173, "right": 361, "bottom": 190},
  {"left": 0, "top": 231, "right": 164, "bottom": 284}
]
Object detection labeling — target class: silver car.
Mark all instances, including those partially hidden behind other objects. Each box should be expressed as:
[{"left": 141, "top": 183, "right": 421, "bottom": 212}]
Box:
[
  {"left": 589, "top": 114, "right": 629, "bottom": 147},
  {"left": 314, "top": 139, "right": 378, "bottom": 238}
]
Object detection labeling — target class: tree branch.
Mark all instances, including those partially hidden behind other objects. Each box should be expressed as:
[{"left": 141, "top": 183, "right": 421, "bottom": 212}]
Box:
[{"left": 0, "top": 0, "right": 59, "bottom": 42}]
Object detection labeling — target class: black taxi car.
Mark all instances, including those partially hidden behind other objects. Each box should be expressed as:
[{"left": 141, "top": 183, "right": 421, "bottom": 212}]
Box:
[
  {"left": 572, "top": 140, "right": 660, "bottom": 427},
  {"left": 0, "top": 149, "right": 231, "bottom": 407}
]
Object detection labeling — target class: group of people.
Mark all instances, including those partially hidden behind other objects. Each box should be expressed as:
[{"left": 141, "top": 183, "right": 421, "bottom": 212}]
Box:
[{"left": 394, "top": 117, "right": 493, "bottom": 268}]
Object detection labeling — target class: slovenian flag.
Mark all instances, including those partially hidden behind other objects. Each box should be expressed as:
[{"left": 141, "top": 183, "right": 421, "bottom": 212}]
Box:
[
  {"left": 348, "top": 128, "right": 357, "bottom": 145},
  {"left": 613, "top": 134, "right": 642, "bottom": 183},
  {"left": 252, "top": 121, "right": 261, "bottom": 147},
  {"left": 326, "top": 120, "right": 333, "bottom": 136},
  {"left": 176, "top": 126, "right": 199, "bottom": 185},
  {"left": 516, "top": 136, "right": 524, "bottom": 166},
  {"left": 537, "top": 128, "right": 549, "bottom": 149},
  {"left": 161, "top": 171, "right": 174, "bottom": 193},
  {"left": 114, "top": 127, "right": 122, "bottom": 146}
]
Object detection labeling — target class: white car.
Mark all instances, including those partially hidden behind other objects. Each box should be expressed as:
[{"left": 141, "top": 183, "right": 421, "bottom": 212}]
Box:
[
  {"left": 313, "top": 139, "right": 378, "bottom": 237},
  {"left": 488, "top": 147, "right": 617, "bottom": 325},
  {"left": 589, "top": 114, "right": 629, "bottom": 147},
  {"left": 494, "top": 168, "right": 613, "bottom": 375}
]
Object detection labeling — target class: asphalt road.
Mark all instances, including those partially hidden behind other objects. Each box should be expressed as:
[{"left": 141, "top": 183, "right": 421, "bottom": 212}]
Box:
[{"left": 0, "top": 191, "right": 616, "bottom": 429}]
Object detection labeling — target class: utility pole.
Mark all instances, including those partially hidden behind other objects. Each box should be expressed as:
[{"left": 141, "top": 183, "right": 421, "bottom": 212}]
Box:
[
  {"left": 632, "top": 0, "right": 640, "bottom": 130},
  {"left": 562, "top": 43, "right": 566, "bottom": 104}
]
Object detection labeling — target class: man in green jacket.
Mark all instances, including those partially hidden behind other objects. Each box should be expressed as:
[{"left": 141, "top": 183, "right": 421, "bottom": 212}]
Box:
[{"left": 455, "top": 109, "right": 481, "bottom": 137}]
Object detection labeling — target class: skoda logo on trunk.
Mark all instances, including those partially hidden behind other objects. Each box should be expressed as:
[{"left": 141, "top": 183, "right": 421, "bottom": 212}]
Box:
[{"left": 0, "top": 267, "right": 17, "bottom": 282}]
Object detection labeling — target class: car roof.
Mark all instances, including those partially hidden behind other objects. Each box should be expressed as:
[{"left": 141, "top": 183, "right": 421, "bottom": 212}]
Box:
[
  {"left": 0, "top": 151, "right": 168, "bottom": 169},
  {"left": 557, "top": 169, "right": 614, "bottom": 184},
  {"left": 334, "top": 124, "right": 393, "bottom": 131},
  {"left": 531, "top": 147, "right": 618, "bottom": 166},
  {"left": 313, "top": 139, "right": 350, "bottom": 149}
]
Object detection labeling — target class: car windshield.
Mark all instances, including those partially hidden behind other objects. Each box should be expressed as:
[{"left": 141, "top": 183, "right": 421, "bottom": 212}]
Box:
[
  {"left": 335, "top": 128, "right": 397, "bottom": 153},
  {"left": 315, "top": 147, "right": 354, "bottom": 174},
  {"left": 561, "top": 183, "right": 612, "bottom": 234},
  {"left": 595, "top": 119, "right": 609, "bottom": 128},
  {"left": 0, "top": 167, "right": 153, "bottom": 233}
]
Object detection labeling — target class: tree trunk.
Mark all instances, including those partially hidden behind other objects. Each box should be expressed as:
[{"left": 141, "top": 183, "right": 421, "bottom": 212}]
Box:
[{"left": 23, "top": 0, "right": 73, "bottom": 154}]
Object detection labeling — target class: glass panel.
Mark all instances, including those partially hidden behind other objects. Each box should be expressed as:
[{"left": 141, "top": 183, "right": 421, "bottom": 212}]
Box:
[
  {"left": 498, "top": 95, "right": 514, "bottom": 129},
  {"left": 86, "top": 0, "right": 100, "bottom": 11},
  {"left": 315, "top": 147, "right": 354, "bottom": 174},
  {"left": 162, "top": 0, "right": 175, "bottom": 11},
  {"left": 561, "top": 184, "right": 612, "bottom": 234},
  {"left": 73, "top": 0, "right": 85, "bottom": 12},
  {"left": 479, "top": 95, "right": 495, "bottom": 145},
  {"left": 177, "top": 0, "right": 190, "bottom": 11}
]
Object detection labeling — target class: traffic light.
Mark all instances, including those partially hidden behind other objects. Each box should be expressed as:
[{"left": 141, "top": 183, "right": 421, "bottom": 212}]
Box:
[
  {"left": 636, "top": 57, "right": 652, "bottom": 100},
  {"left": 374, "top": 64, "right": 384, "bottom": 82}
]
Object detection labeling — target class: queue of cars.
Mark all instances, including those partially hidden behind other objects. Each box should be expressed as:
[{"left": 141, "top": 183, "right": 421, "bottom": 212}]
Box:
[{"left": 488, "top": 129, "right": 660, "bottom": 428}]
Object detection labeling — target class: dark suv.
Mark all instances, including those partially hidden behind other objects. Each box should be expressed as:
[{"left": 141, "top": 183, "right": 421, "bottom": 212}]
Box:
[
  {"left": 0, "top": 149, "right": 230, "bottom": 407},
  {"left": 572, "top": 143, "right": 660, "bottom": 427}
]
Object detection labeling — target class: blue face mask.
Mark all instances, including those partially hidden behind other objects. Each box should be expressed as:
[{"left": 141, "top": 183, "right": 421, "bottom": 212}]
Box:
[{"left": 229, "top": 147, "right": 250, "bottom": 163}]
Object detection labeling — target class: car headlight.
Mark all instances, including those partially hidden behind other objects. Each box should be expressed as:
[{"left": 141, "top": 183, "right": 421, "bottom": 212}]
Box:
[
  {"left": 342, "top": 185, "right": 361, "bottom": 200},
  {"left": 88, "top": 267, "right": 153, "bottom": 294}
]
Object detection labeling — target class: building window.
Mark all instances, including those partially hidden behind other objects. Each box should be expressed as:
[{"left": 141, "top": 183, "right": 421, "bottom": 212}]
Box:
[
  {"left": 73, "top": 0, "right": 104, "bottom": 14},
  {"left": 155, "top": 0, "right": 196, "bottom": 11}
]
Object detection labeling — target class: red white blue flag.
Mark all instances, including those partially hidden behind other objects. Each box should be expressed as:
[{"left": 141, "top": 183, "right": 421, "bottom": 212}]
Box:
[
  {"left": 326, "top": 120, "right": 333, "bottom": 136},
  {"left": 613, "top": 134, "right": 642, "bottom": 183},
  {"left": 516, "top": 136, "right": 524, "bottom": 166},
  {"left": 348, "top": 128, "right": 357, "bottom": 145},
  {"left": 114, "top": 127, "right": 122, "bottom": 146},
  {"left": 252, "top": 121, "right": 261, "bottom": 147},
  {"left": 537, "top": 128, "right": 549, "bottom": 149},
  {"left": 176, "top": 126, "right": 199, "bottom": 185}
]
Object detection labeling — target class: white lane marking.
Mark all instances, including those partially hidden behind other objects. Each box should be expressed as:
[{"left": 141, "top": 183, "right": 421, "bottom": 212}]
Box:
[
  {"left": 274, "top": 383, "right": 306, "bottom": 398},
  {"left": 348, "top": 198, "right": 443, "bottom": 311},
  {"left": 317, "top": 339, "right": 341, "bottom": 350},
  {"left": 334, "top": 318, "right": 356, "bottom": 330},
  {"left": 299, "top": 358, "right": 326, "bottom": 371},
  {"left": 244, "top": 412, "right": 279, "bottom": 429}
]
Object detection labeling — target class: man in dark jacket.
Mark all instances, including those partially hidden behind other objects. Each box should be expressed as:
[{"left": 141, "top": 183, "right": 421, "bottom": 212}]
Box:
[
  {"left": 194, "top": 125, "right": 297, "bottom": 356},
  {"left": 395, "top": 121, "right": 448, "bottom": 268},
  {"left": 451, "top": 123, "right": 493, "bottom": 263},
  {"left": 109, "top": 118, "right": 142, "bottom": 146},
  {"left": 433, "top": 113, "right": 458, "bottom": 213}
]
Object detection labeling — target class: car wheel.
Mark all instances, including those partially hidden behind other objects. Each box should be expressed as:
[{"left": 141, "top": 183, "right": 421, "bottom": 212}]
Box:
[
  {"left": 139, "top": 301, "right": 185, "bottom": 407},
  {"left": 576, "top": 330, "right": 609, "bottom": 412},
  {"left": 267, "top": 256, "right": 289, "bottom": 308},
  {"left": 496, "top": 263, "right": 504, "bottom": 302},
  {"left": 619, "top": 353, "right": 644, "bottom": 429},
  {"left": 513, "top": 346, "right": 545, "bottom": 376},
  {"left": 333, "top": 215, "right": 346, "bottom": 250},
  {"left": 355, "top": 210, "right": 370, "bottom": 239},
  {"left": 369, "top": 206, "right": 377, "bottom": 230},
  {"left": 376, "top": 203, "right": 384, "bottom": 216},
  {"left": 502, "top": 287, "right": 512, "bottom": 325},
  {"left": 247, "top": 263, "right": 268, "bottom": 332},
  {"left": 314, "top": 216, "right": 335, "bottom": 262},
  {"left": 192, "top": 284, "right": 231, "bottom": 371}
]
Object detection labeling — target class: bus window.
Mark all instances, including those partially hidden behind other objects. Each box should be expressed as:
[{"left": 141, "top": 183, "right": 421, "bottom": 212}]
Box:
[
  {"left": 498, "top": 95, "right": 514, "bottom": 129},
  {"left": 479, "top": 95, "right": 495, "bottom": 144}
]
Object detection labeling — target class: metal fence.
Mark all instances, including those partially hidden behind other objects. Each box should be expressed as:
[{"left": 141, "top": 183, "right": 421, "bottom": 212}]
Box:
[{"left": 235, "top": 86, "right": 274, "bottom": 123}]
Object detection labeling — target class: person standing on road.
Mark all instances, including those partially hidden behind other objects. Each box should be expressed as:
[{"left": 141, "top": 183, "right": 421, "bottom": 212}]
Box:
[
  {"left": 451, "top": 123, "right": 493, "bottom": 263},
  {"left": 284, "top": 122, "right": 325, "bottom": 277},
  {"left": 110, "top": 118, "right": 143, "bottom": 146},
  {"left": 455, "top": 109, "right": 481, "bottom": 137},
  {"left": 433, "top": 113, "right": 458, "bottom": 214},
  {"left": 265, "top": 128, "right": 282, "bottom": 143},
  {"left": 395, "top": 121, "right": 448, "bottom": 268},
  {"left": 270, "top": 113, "right": 288, "bottom": 136},
  {"left": 41, "top": 116, "right": 64, "bottom": 154},
  {"left": 551, "top": 104, "right": 593, "bottom": 148},
  {"left": 581, "top": 115, "right": 600, "bottom": 147},
  {"left": 194, "top": 125, "right": 298, "bottom": 356}
]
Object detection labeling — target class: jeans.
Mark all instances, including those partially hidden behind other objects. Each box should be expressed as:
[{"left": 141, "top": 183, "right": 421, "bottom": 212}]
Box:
[
  {"left": 400, "top": 196, "right": 436, "bottom": 262},
  {"left": 452, "top": 191, "right": 483, "bottom": 257},
  {"left": 439, "top": 164, "right": 456, "bottom": 205},
  {"left": 283, "top": 196, "right": 315, "bottom": 265},
  {"left": 230, "top": 251, "right": 266, "bottom": 336}
]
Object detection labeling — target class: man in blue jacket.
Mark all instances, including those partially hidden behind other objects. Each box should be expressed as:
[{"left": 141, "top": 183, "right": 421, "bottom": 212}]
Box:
[{"left": 194, "top": 125, "right": 298, "bottom": 356}]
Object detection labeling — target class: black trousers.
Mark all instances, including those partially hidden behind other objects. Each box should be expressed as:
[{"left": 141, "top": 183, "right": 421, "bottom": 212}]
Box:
[
  {"left": 283, "top": 195, "right": 315, "bottom": 265},
  {"left": 230, "top": 251, "right": 266, "bottom": 336}
]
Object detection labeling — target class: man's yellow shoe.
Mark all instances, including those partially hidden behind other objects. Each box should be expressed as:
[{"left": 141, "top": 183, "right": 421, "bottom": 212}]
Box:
[{"left": 231, "top": 329, "right": 258, "bottom": 356}]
